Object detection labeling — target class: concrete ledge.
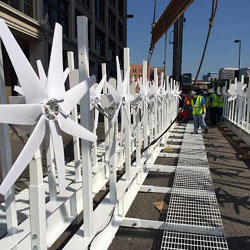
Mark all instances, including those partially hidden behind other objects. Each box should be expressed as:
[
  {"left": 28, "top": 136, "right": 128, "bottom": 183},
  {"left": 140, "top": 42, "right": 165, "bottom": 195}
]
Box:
[{"left": 224, "top": 120, "right": 250, "bottom": 146}]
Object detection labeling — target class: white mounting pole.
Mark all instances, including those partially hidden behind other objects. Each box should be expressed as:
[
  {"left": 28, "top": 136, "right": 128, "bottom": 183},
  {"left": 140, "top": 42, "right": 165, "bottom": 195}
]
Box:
[
  {"left": 154, "top": 68, "right": 158, "bottom": 138},
  {"left": 143, "top": 61, "right": 148, "bottom": 148},
  {"left": 101, "top": 63, "right": 109, "bottom": 168},
  {"left": 67, "top": 51, "right": 81, "bottom": 180},
  {"left": 136, "top": 107, "right": 142, "bottom": 185},
  {"left": 109, "top": 119, "right": 117, "bottom": 203},
  {"left": 124, "top": 48, "right": 131, "bottom": 180},
  {"left": 46, "top": 130, "right": 57, "bottom": 202},
  {"left": 0, "top": 40, "right": 18, "bottom": 235},
  {"left": 29, "top": 149, "right": 47, "bottom": 250},
  {"left": 247, "top": 86, "right": 250, "bottom": 132},
  {"left": 77, "top": 16, "right": 93, "bottom": 238}
]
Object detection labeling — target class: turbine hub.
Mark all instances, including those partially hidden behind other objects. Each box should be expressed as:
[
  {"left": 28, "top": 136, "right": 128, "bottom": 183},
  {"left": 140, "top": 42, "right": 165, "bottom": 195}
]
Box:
[{"left": 44, "top": 99, "right": 60, "bottom": 120}]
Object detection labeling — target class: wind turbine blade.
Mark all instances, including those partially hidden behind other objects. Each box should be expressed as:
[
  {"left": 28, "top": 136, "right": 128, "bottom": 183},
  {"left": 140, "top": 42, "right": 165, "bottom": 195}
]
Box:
[
  {"left": 0, "top": 116, "right": 46, "bottom": 195},
  {"left": 123, "top": 66, "right": 131, "bottom": 95},
  {"left": 47, "top": 23, "right": 65, "bottom": 100},
  {"left": 106, "top": 82, "right": 121, "bottom": 103},
  {"left": 0, "top": 104, "right": 42, "bottom": 125},
  {"left": 228, "top": 96, "right": 237, "bottom": 102},
  {"left": 0, "top": 19, "right": 47, "bottom": 103},
  {"left": 14, "top": 85, "right": 24, "bottom": 96},
  {"left": 125, "top": 94, "right": 135, "bottom": 103},
  {"left": 58, "top": 114, "right": 97, "bottom": 142},
  {"left": 49, "top": 120, "right": 65, "bottom": 192},
  {"left": 36, "top": 60, "right": 47, "bottom": 87},
  {"left": 94, "top": 109, "right": 99, "bottom": 131},
  {"left": 116, "top": 57, "right": 123, "bottom": 95},
  {"left": 112, "top": 101, "right": 122, "bottom": 125},
  {"left": 95, "top": 74, "right": 106, "bottom": 98},
  {"left": 61, "top": 75, "right": 96, "bottom": 115},
  {"left": 122, "top": 106, "right": 133, "bottom": 131},
  {"left": 63, "top": 68, "right": 70, "bottom": 84}
]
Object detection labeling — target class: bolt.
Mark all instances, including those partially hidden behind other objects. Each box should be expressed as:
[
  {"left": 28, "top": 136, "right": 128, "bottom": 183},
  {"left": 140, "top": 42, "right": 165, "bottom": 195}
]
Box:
[
  {"left": 33, "top": 246, "right": 38, "bottom": 250},
  {"left": 132, "top": 222, "right": 137, "bottom": 227},
  {"left": 32, "top": 234, "right": 37, "bottom": 240}
]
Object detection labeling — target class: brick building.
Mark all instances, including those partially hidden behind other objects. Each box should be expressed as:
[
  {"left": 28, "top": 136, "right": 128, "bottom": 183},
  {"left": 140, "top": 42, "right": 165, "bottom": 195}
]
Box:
[{"left": 0, "top": 0, "right": 127, "bottom": 99}]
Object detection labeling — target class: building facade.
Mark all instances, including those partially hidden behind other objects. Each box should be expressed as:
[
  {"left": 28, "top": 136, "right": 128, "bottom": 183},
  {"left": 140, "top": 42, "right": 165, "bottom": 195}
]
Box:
[
  {"left": 0, "top": 0, "right": 127, "bottom": 99},
  {"left": 203, "top": 72, "right": 218, "bottom": 82},
  {"left": 130, "top": 64, "right": 164, "bottom": 83},
  {"left": 219, "top": 68, "right": 237, "bottom": 81},
  {"left": 239, "top": 68, "right": 250, "bottom": 82}
]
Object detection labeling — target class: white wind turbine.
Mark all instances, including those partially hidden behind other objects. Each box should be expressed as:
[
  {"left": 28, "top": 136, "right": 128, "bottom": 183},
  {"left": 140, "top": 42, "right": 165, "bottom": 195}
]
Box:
[
  {"left": 137, "top": 78, "right": 151, "bottom": 108},
  {"left": 89, "top": 75, "right": 106, "bottom": 131},
  {"left": 150, "top": 80, "right": 163, "bottom": 103},
  {"left": 106, "top": 56, "right": 134, "bottom": 124},
  {"left": 228, "top": 81, "right": 247, "bottom": 101},
  {"left": 172, "top": 83, "right": 182, "bottom": 100},
  {"left": 0, "top": 19, "right": 97, "bottom": 195}
]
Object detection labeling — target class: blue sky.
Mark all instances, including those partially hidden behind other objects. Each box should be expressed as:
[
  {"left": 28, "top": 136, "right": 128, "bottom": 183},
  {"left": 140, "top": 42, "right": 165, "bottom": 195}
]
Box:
[{"left": 127, "top": 0, "right": 250, "bottom": 79}]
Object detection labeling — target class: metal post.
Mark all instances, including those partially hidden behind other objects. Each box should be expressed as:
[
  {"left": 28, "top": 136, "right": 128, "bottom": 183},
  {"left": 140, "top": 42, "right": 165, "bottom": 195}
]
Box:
[
  {"left": 247, "top": 86, "right": 250, "bottom": 132},
  {"left": 29, "top": 149, "right": 47, "bottom": 250},
  {"left": 0, "top": 40, "right": 18, "bottom": 235},
  {"left": 77, "top": 16, "right": 93, "bottom": 238},
  {"left": 67, "top": 51, "right": 81, "bottom": 180},
  {"left": 109, "top": 119, "right": 117, "bottom": 203},
  {"left": 46, "top": 130, "right": 57, "bottom": 202},
  {"left": 154, "top": 68, "right": 158, "bottom": 137},
  {"left": 124, "top": 48, "right": 131, "bottom": 180},
  {"left": 101, "top": 63, "right": 109, "bottom": 169},
  {"left": 143, "top": 61, "right": 148, "bottom": 147},
  {"left": 173, "top": 14, "right": 184, "bottom": 84},
  {"left": 136, "top": 108, "right": 142, "bottom": 185}
]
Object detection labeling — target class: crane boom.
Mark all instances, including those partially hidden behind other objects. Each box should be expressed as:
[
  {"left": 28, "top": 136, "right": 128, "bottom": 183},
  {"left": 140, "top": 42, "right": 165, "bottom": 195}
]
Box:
[{"left": 151, "top": 0, "right": 194, "bottom": 48}]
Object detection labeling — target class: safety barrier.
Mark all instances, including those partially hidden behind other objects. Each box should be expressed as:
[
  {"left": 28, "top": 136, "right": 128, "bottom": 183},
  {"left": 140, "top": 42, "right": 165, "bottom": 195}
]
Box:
[{"left": 0, "top": 16, "right": 179, "bottom": 249}]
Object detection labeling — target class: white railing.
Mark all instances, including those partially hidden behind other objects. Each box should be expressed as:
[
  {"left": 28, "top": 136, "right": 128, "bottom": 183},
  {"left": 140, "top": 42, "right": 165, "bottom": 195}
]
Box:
[
  {"left": 0, "top": 16, "right": 179, "bottom": 250},
  {"left": 223, "top": 76, "right": 250, "bottom": 133}
]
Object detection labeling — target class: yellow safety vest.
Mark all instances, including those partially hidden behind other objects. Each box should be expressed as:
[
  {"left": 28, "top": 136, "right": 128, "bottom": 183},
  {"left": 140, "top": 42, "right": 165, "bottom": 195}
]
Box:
[
  {"left": 218, "top": 95, "right": 224, "bottom": 108},
  {"left": 205, "top": 96, "right": 209, "bottom": 108},
  {"left": 191, "top": 95, "right": 206, "bottom": 115},
  {"left": 210, "top": 93, "right": 218, "bottom": 107}
]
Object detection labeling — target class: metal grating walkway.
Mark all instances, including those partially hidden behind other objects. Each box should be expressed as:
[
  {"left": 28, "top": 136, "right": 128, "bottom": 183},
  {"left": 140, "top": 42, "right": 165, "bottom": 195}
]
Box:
[{"left": 160, "top": 123, "right": 229, "bottom": 250}]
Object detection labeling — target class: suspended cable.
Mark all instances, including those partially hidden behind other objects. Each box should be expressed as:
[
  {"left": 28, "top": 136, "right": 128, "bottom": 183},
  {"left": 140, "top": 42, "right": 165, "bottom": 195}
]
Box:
[
  {"left": 163, "top": 32, "right": 167, "bottom": 79},
  {"left": 147, "top": 0, "right": 158, "bottom": 65},
  {"left": 193, "top": 0, "right": 219, "bottom": 84}
]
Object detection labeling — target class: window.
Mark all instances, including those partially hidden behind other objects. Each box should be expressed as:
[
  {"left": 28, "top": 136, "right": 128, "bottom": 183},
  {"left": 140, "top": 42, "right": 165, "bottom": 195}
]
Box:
[
  {"left": 118, "top": 47, "right": 123, "bottom": 68},
  {"left": 108, "top": 10, "right": 116, "bottom": 34},
  {"left": 2, "top": 0, "right": 33, "bottom": 17},
  {"left": 44, "top": 0, "right": 69, "bottom": 36},
  {"left": 2, "top": 0, "right": 20, "bottom": 10},
  {"left": 95, "top": 0, "right": 105, "bottom": 22},
  {"left": 95, "top": 29, "right": 105, "bottom": 57},
  {"left": 118, "top": 22, "right": 124, "bottom": 42},
  {"left": 108, "top": 39, "right": 116, "bottom": 62},
  {"left": 24, "top": 0, "right": 33, "bottom": 17},
  {"left": 109, "top": 0, "right": 115, "bottom": 8},
  {"left": 119, "top": 0, "right": 124, "bottom": 16},
  {"left": 86, "top": 0, "right": 91, "bottom": 8}
]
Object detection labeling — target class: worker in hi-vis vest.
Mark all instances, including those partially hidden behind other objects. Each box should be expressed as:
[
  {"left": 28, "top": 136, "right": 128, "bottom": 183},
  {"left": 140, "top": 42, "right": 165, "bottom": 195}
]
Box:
[
  {"left": 202, "top": 90, "right": 210, "bottom": 123},
  {"left": 190, "top": 90, "right": 208, "bottom": 134},
  {"left": 217, "top": 87, "right": 224, "bottom": 123},
  {"left": 208, "top": 88, "right": 218, "bottom": 125}
]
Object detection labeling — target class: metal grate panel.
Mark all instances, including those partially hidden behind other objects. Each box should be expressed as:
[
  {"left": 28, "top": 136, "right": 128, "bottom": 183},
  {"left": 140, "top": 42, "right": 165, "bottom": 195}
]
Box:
[
  {"left": 166, "top": 188, "right": 224, "bottom": 229},
  {"left": 174, "top": 167, "right": 213, "bottom": 191},
  {"left": 161, "top": 230, "right": 229, "bottom": 250}
]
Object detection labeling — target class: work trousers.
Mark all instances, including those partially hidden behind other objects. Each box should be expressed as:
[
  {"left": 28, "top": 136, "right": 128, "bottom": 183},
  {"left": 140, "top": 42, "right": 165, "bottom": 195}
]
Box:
[
  {"left": 193, "top": 114, "right": 208, "bottom": 133},
  {"left": 210, "top": 107, "right": 218, "bottom": 125},
  {"left": 217, "top": 107, "right": 223, "bottom": 123}
]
